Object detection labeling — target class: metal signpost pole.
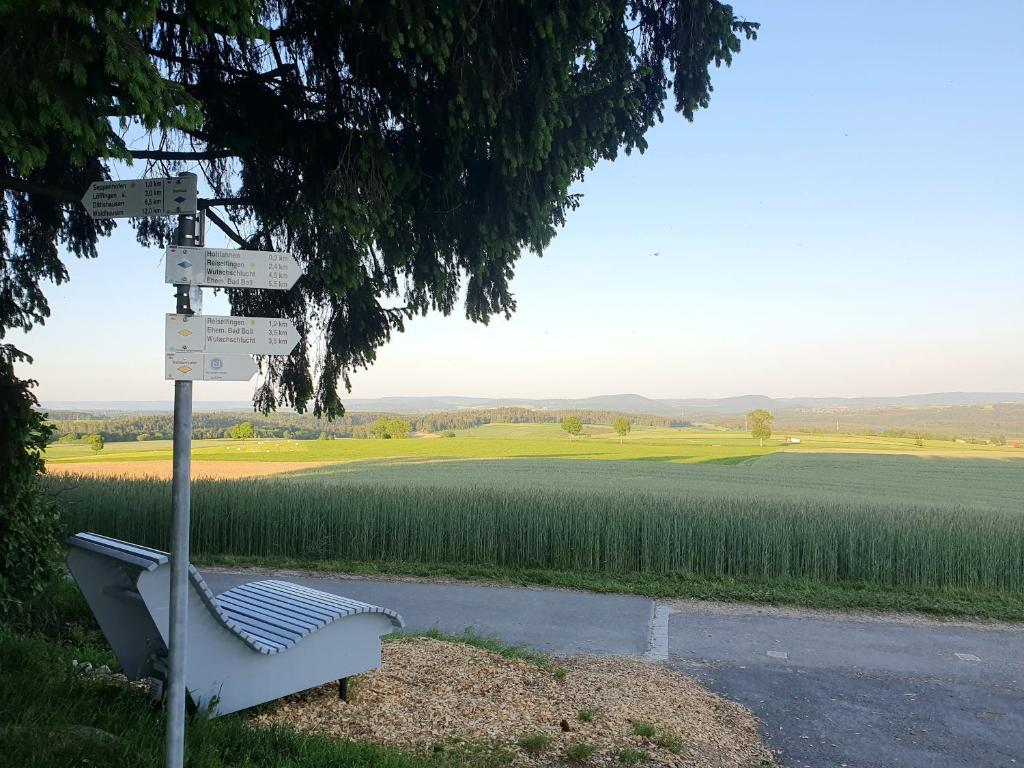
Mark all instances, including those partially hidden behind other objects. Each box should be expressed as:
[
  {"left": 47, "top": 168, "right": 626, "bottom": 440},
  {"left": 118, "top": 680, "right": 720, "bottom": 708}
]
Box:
[
  {"left": 166, "top": 190, "right": 197, "bottom": 768},
  {"left": 81, "top": 172, "right": 300, "bottom": 768}
]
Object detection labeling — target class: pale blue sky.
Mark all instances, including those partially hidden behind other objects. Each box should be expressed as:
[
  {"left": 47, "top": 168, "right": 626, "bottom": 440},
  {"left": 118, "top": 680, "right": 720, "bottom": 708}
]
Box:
[{"left": 15, "top": 1, "right": 1024, "bottom": 402}]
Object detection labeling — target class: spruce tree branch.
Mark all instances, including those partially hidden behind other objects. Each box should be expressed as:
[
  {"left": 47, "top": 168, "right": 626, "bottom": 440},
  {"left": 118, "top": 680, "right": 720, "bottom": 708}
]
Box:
[
  {"left": 0, "top": 177, "right": 82, "bottom": 203},
  {"left": 203, "top": 207, "right": 253, "bottom": 248},
  {"left": 198, "top": 197, "right": 250, "bottom": 209},
  {"left": 131, "top": 149, "right": 237, "bottom": 160}
]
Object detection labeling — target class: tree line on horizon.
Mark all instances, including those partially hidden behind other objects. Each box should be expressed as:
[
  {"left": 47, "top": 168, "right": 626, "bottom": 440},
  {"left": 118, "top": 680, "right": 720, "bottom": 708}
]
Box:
[{"left": 45, "top": 407, "right": 679, "bottom": 444}]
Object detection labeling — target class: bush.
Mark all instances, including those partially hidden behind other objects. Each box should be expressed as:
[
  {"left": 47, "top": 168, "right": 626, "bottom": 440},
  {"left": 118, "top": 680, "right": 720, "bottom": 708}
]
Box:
[{"left": 0, "top": 348, "right": 61, "bottom": 622}]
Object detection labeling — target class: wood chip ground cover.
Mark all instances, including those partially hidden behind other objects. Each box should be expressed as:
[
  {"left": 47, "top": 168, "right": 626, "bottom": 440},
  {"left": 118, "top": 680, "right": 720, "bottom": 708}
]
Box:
[{"left": 253, "top": 638, "right": 773, "bottom": 767}]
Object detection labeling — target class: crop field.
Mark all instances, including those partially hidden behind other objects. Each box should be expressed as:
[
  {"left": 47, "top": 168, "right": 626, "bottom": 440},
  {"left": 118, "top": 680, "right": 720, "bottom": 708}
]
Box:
[
  {"left": 45, "top": 423, "right": 1024, "bottom": 617},
  {"left": 44, "top": 424, "right": 1024, "bottom": 466}
]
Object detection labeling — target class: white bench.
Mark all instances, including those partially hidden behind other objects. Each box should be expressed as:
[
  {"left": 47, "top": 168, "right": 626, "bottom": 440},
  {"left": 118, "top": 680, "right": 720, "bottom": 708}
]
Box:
[{"left": 67, "top": 532, "right": 403, "bottom": 716}]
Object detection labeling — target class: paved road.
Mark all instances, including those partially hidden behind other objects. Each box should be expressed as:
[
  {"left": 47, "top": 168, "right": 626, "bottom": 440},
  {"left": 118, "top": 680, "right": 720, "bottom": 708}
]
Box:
[{"left": 204, "top": 571, "right": 1024, "bottom": 767}]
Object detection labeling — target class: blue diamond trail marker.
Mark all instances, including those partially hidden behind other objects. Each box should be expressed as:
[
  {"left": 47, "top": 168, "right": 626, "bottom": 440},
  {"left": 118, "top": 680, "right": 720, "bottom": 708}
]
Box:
[
  {"left": 81, "top": 175, "right": 197, "bottom": 218},
  {"left": 165, "top": 245, "right": 303, "bottom": 290}
]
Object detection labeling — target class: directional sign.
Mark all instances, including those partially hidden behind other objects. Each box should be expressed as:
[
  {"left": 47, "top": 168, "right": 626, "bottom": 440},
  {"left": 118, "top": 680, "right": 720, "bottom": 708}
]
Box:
[
  {"left": 165, "top": 246, "right": 303, "bottom": 290},
  {"left": 166, "top": 314, "right": 299, "bottom": 355},
  {"left": 165, "top": 353, "right": 258, "bottom": 381},
  {"left": 82, "top": 175, "right": 197, "bottom": 219}
]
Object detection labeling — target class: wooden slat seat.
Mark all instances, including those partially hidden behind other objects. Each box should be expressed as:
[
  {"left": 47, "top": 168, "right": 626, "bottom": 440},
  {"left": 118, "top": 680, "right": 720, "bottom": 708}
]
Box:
[{"left": 66, "top": 531, "right": 404, "bottom": 716}]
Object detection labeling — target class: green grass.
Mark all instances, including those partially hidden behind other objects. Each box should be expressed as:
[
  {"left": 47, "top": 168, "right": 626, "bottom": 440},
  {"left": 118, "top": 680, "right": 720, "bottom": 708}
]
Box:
[
  {"left": 0, "top": 583, "right": 531, "bottom": 768},
  {"left": 632, "top": 723, "right": 656, "bottom": 739},
  {"left": 44, "top": 428, "right": 1024, "bottom": 620},
  {"left": 389, "top": 628, "right": 552, "bottom": 669},
  {"left": 577, "top": 708, "right": 595, "bottom": 723},
  {"left": 50, "top": 468, "right": 1024, "bottom": 593},
  {"left": 516, "top": 733, "right": 553, "bottom": 754},
  {"left": 651, "top": 732, "right": 683, "bottom": 754},
  {"left": 616, "top": 747, "right": 649, "bottom": 764},
  {"left": 563, "top": 742, "right": 598, "bottom": 763},
  {"left": 44, "top": 423, "right": 1024, "bottom": 466},
  {"left": 196, "top": 553, "right": 1024, "bottom": 621}
]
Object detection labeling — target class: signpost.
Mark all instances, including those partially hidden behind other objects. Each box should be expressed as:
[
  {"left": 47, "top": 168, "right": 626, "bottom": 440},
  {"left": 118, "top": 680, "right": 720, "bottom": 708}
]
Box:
[
  {"left": 83, "top": 173, "right": 304, "bottom": 768},
  {"left": 165, "top": 353, "right": 259, "bottom": 382},
  {"left": 82, "top": 175, "right": 198, "bottom": 218},
  {"left": 165, "top": 245, "right": 302, "bottom": 290},
  {"left": 165, "top": 314, "right": 299, "bottom": 355}
]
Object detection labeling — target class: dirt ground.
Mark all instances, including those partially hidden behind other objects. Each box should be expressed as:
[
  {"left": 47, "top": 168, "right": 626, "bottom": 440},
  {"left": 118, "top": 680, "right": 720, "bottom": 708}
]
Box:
[
  {"left": 46, "top": 460, "right": 333, "bottom": 480},
  {"left": 254, "top": 637, "right": 774, "bottom": 767}
]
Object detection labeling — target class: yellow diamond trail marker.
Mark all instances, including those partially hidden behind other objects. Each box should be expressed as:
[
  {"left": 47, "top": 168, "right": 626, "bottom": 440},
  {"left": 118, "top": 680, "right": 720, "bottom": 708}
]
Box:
[
  {"left": 165, "top": 353, "right": 258, "bottom": 382},
  {"left": 165, "top": 245, "right": 304, "bottom": 291},
  {"left": 165, "top": 313, "right": 299, "bottom": 355},
  {"left": 82, "top": 175, "right": 197, "bottom": 218}
]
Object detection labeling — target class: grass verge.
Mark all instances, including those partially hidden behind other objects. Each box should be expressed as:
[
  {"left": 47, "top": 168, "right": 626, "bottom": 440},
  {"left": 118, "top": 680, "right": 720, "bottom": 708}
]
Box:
[
  {"left": 0, "top": 582, "right": 529, "bottom": 768},
  {"left": 199, "top": 554, "right": 1024, "bottom": 623}
]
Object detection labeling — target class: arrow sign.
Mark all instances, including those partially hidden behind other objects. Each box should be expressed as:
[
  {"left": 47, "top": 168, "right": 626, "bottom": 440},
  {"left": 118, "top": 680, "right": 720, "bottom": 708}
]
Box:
[
  {"left": 165, "top": 246, "right": 303, "bottom": 290},
  {"left": 166, "top": 314, "right": 299, "bottom": 355},
  {"left": 83, "top": 175, "right": 197, "bottom": 218},
  {"left": 165, "top": 353, "right": 258, "bottom": 382}
]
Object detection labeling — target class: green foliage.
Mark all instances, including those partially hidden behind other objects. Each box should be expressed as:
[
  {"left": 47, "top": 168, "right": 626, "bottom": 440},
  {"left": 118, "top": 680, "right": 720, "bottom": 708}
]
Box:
[
  {"left": 85, "top": 433, "right": 104, "bottom": 453},
  {"left": 0, "top": 348, "right": 60, "bottom": 621},
  {"left": 0, "top": 632, "right": 504, "bottom": 768},
  {"left": 561, "top": 415, "right": 583, "bottom": 438},
  {"left": 389, "top": 628, "right": 552, "bottom": 669},
  {"left": 517, "top": 734, "right": 554, "bottom": 754},
  {"left": 44, "top": 407, "right": 678, "bottom": 443},
  {"left": 2, "top": 2, "right": 756, "bottom": 420},
  {"left": 577, "top": 708, "right": 595, "bottom": 723},
  {"left": 372, "top": 418, "right": 412, "bottom": 440},
  {"left": 632, "top": 723, "right": 656, "bottom": 739},
  {"left": 651, "top": 732, "right": 684, "bottom": 754},
  {"left": 50, "top": 469, "right": 1024, "bottom": 596},
  {"left": 616, "top": 747, "right": 650, "bottom": 765},
  {"left": 563, "top": 742, "right": 598, "bottom": 763},
  {"left": 614, "top": 417, "right": 631, "bottom": 442},
  {"left": 552, "top": 666, "right": 568, "bottom": 683},
  {"left": 748, "top": 409, "right": 774, "bottom": 446},
  {"left": 228, "top": 421, "right": 256, "bottom": 440}
]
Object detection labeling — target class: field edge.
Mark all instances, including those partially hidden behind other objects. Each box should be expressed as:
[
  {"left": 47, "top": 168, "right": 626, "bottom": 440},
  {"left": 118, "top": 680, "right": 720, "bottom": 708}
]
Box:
[{"left": 196, "top": 555, "right": 1024, "bottom": 624}]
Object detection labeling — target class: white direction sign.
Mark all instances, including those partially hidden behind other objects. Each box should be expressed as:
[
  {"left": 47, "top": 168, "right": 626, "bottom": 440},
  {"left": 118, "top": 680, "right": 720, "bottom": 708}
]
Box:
[
  {"left": 83, "top": 175, "right": 197, "bottom": 219},
  {"left": 166, "top": 314, "right": 299, "bottom": 355},
  {"left": 165, "top": 246, "right": 303, "bottom": 290},
  {"left": 165, "top": 353, "right": 258, "bottom": 382}
]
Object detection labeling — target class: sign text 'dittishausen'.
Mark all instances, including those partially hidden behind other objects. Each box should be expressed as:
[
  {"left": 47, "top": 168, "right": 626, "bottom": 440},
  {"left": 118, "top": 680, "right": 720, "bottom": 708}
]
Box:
[{"left": 82, "top": 176, "right": 197, "bottom": 218}]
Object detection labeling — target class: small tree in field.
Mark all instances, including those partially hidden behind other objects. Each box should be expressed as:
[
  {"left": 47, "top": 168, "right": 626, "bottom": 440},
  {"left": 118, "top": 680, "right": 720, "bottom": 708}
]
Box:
[
  {"left": 372, "top": 418, "right": 412, "bottom": 440},
  {"left": 229, "top": 422, "right": 256, "bottom": 440},
  {"left": 562, "top": 416, "right": 583, "bottom": 439},
  {"left": 86, "top": 433, "right": 104, "bottom": 453},
  {"left": 748, "top": 409, "right": 774, "bottom": 447},
  {"left": 614, "top": 417, "right": 631, "bottom": 444}
]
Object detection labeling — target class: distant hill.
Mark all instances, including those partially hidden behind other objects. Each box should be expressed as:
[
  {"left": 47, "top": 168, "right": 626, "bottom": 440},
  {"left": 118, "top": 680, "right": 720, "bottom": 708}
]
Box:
[
  {"left": 322, "top": 392, "right": 1024, "bottom": 415},
  {"left": 43, "top": 392, "right": 1024, "bottom": 416}
]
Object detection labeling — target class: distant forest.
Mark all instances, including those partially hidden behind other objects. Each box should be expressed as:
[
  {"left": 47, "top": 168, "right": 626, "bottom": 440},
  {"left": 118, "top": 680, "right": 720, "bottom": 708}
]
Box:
[
  {"left": 707, "top": 403, "right": 1024, "bottom": 441},
  {"left": 44, "top": 407, "right": 677, "bottom": 443},
  {"left": 43, "top": 403, "right": 1024, "bottom": 444}
]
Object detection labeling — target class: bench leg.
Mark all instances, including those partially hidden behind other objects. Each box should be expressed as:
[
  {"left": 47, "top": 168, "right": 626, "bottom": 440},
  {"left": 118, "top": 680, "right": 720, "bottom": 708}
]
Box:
[{"left": 338, "top": 677, "right": 348, "bottom": 702}]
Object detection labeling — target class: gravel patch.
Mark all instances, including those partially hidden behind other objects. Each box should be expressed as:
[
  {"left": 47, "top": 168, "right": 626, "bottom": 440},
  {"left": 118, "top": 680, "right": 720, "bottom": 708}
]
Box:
[{"left": 253, "top": 637, "right": 773, "bottom": 767}]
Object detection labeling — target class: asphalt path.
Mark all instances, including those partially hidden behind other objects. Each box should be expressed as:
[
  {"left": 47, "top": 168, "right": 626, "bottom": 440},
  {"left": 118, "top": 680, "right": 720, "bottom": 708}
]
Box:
[{"left": 203, "top": 571, "right": 1024, "bottom": 767}]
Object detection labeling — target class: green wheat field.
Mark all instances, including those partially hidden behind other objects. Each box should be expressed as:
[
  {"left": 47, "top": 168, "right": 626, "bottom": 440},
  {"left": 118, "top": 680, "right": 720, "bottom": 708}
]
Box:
[{"left": 45, "top": 424, "right": 1024, "bottom": 613}]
